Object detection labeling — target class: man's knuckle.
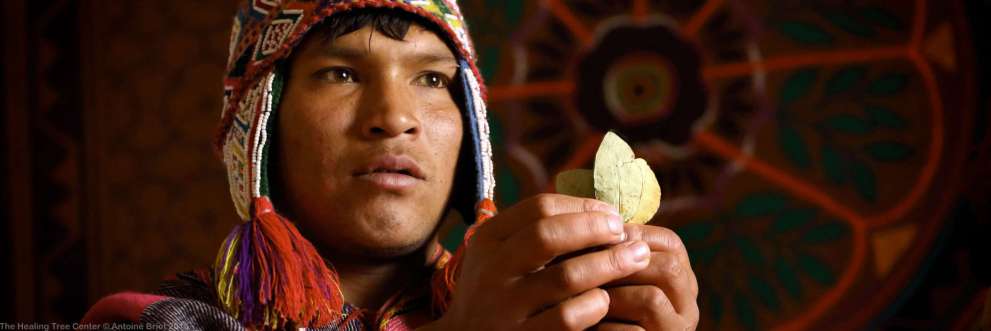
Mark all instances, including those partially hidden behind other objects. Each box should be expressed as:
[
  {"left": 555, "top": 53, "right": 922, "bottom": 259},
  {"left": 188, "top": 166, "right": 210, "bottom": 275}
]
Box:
[
  {"left": 532, "top": 223, "right": 558, "bottom": 253},
  {"left": 643, "top": 287, "right": 672, "bottom": 314},
  {"left": 690, "top": 274, "right": 700, "bottom": 297},
  {"left": 545, "top": 305, "right": 577, "bottom": 330},
  {"left": 662, "top": 257, "right": 684, "bottom": 279},
  {"left": 533, "top": 194, "right": 556, "bottom": 216},
  {"left": 557, "top": 266, "right": 585, "bottom": 292},
  {"left": 658, "top": 227, "right": 686, "bottom": 250},
  {"left": 625, "top": 224, "right": 646, "bottom": 241},
  {"left": 689, "top": 304, "right": 701, "bottom": 326},
  {"left": 609, "top": 247, "right": 629, "bottom": 272},
  {"left": 581, "top": 198, "right": 601, "bottom": 213},
  {"left": 580, "top": 213, "right": 608, "bottom": 237}
]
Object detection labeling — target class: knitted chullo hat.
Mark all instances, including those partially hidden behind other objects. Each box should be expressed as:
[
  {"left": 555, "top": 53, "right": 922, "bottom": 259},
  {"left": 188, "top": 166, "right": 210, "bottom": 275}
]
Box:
[{"left": 213, "top": 1, "right": 495, "bottom": 329}]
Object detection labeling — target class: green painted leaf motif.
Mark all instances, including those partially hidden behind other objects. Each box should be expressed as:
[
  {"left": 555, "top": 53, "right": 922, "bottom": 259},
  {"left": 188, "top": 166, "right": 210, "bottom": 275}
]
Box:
[
  {"left": 777, "top": 21, "right": 834, "bottom": 45},
  {"left": 865, "top": 141, "right": 914, "bottom": 161},
  {"left": 734, "top": 293, "right": 758, "bottom": 331},
  {"left": 772, "top": 208, "right": 817, "bottom": 233},
  {"left": 797, "top": 254, "right": 836, "bottom": 284},
  {"left": 676, "top": 222, "right": 715, "bottom": 243},
  {"left": 779, "top": 123, "right": 813, "bottom": 168},
  {"left": 780, "top": 69, "right": 819, "bottom": 105},
  {"left": 859, "top": 6, "right": 904, "bottom": 30},
  {"left": 820, "top": 144, "right": 846, "bottom": 184},
  {"left": 863, "top": 105, "right": 907, "bottom": 129},
  {"left": 803, "top": 222, "right": 848, "bottom": 243},
  {"left": 775, "top": 261, "right": 802, "bottom": 298},
  {"left": 736, "top": 192, "right": 788, "bottom": 217},
  {"left": 735, "top": 237, "right": 766, "bottom": 266},
  {"left": 824, "top": 13, "right": 875, "bottom": 38},
  {"left": 867, "top": 72, "right": 909, "bottom": 95},
  {"left": 823, "top": 114, "right": 873, "bottom": 134},
  {"left": 850, "top": 160, "right": 877, "bottom": 202},
  {"left": 749, "top": 276, "right": 780, "bottom": 310},
  {"left": 824, "top": 66, "right": 866, "bottom": 97}
]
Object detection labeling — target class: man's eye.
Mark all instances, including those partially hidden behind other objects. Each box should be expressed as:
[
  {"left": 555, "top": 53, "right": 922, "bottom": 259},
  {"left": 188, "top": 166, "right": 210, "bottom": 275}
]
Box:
[
  {"left": 415, "top": 73, "right": 450, "bottom": 88},
  {"left": 319, "top": 68, "right": 357, "bottom": 83}
]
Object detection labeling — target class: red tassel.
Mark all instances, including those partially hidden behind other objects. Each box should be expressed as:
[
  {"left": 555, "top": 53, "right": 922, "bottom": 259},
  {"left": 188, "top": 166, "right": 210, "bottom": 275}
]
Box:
[
  {"left": 431, "top": 199, "right": 498, "bottom": 315},
  {"left": 249, "top": 197, "right": 343, "bottom": 329}
]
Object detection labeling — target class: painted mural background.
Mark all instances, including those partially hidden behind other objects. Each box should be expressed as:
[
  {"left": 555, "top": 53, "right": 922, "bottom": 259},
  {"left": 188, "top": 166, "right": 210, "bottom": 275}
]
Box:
[{"left": 2, "top": 0, "right": 988, "bottom": 330}]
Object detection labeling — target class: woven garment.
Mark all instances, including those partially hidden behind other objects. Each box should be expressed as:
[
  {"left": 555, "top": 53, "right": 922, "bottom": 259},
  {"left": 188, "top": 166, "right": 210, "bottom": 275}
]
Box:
[
  {"left": 83, "top": 268, "right": 438, "bottom": 331},
  {"left": 84, "top": 0, "right": 498, "bottom": 330}
]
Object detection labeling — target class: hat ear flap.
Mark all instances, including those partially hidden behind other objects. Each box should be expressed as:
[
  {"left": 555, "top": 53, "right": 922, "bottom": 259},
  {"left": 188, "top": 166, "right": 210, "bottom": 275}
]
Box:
[
  {"left": 449, "top": 60, "right": 486, "bottom": 225},
  {"left": 215, "top": 66, "right": 346, "bottom": 330},
  {"left": 430, "top": 61, "right": 500, "bottom": 315}
]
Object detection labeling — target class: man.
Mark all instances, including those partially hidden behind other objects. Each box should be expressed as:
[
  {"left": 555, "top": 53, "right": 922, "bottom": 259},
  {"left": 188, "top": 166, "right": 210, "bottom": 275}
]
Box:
[{"left": 83, "top": 1, "right": 698, "bottom": 330}]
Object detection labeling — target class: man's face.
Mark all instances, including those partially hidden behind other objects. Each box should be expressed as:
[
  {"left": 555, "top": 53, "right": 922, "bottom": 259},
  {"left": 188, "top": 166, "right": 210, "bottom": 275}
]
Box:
[{"left": 276, "top": 24, "right": 462, "bottom": 260}]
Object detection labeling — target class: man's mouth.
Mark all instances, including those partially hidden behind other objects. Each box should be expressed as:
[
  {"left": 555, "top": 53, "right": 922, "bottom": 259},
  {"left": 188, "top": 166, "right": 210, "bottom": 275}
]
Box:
[{"left": 353, "top": 155, "right": 426, "bottom": 190}]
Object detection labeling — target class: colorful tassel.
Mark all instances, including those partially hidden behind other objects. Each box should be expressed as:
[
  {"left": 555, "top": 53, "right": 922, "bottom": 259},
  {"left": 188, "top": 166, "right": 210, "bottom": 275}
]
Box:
[
  {"left": 431, "top": 199, "right": 498, "bottom": 315},
  {"left": 215, "top": 197, "right": 344, "bottom": 329}
]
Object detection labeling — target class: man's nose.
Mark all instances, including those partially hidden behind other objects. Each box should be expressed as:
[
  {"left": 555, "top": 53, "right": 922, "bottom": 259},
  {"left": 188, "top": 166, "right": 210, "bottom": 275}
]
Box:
[{"left": 359, "top": 80, "right": 420, "bottom": 139}]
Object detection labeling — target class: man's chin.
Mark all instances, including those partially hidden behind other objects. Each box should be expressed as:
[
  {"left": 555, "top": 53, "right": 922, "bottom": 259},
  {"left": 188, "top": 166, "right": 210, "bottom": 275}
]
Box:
[{"left": 346, "top": 238, "right": 433, "bottom": 263}]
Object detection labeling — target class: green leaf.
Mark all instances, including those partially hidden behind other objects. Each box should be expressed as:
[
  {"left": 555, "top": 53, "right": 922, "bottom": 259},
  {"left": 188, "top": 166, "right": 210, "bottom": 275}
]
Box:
[
  {"left": 803, "top": 222, "right": 848, "bottom": 243},
  {"left": 735, "top": 237, "right": 766, "bottom": 266},
  {"left": 865, "top": 141, "right": 914, "bottom": 161},
  {"left": 859, "top": 7, "right": 904, "bottom": 30},
  {"left": 824, "top": 66, "right": 866, "bottom": 97},
  {"left": 850, "top": 160, "right": 877, "bottom": 202},
  {"left": 771, "top": 208, "right": 817, "bottom": 233},
  {"left": 676, "top": 222, "right": 715, "bottom": 243},
  {"left": 749, "top": 276, "right": 780, "bottom": 310},
  {"left": 797, "top": 254, "right": 836, "bottom": 284},
  {"left": 734, "top": 293, "right": 758, "bottom": 331},
  {"left": 867, "top": 73, "right": 909, "bottom": 95},
  {"left": 820, "top": 144, "right": 846, "bottom": 184},
  {"left": 775, "top": 261, "right": 803, "bottom": 299},
  {"left": 736, "top": 192, "right": 788, "bottom": 217},
  {"left": 779, "top": 124, "right": 813, "bottom": 168},
  {"left": 863, "top": 105, "right": 906, "bottom": 129},
  {"left": 777, "top": 21, "right": 834, "bottom": 45},
  {"left": 823, "top": 13, "right": 875, "bottom": 38},
  {"left": 823, "top": 114, "right": 873, "bottom": 134},
  {"left": 780, "top": 69, "right": 819, "bottom": 105}
]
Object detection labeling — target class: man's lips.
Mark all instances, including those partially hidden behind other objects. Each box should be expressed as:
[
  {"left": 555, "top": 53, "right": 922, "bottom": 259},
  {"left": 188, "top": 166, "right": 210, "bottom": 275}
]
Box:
[{"left": 352, "top": 155, "right": 426, "bottom": 190}]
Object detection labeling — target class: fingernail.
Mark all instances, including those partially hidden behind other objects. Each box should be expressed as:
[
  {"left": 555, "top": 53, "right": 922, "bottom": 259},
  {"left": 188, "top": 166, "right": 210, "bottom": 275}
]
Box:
[
  {"left": 626, "top": 241, "right": 650, "bottom": 263},
  {"left": 607, "top": 214, "right": 623, "bottom": 235}
]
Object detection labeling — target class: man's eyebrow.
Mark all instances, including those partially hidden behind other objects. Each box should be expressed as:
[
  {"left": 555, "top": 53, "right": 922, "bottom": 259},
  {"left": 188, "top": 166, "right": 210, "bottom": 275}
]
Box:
[
  {"left": 317, "top": 44, "right": 457, "bottom": 65},
  {"left": 408, "top": 53, "right": 458, "bottom": 66}
]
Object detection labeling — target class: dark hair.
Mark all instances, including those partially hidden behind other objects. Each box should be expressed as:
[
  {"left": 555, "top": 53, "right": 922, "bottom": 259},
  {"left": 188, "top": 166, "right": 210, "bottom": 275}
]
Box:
[{"left": 306, "top": 7, "right": 453, "bottom": 48}]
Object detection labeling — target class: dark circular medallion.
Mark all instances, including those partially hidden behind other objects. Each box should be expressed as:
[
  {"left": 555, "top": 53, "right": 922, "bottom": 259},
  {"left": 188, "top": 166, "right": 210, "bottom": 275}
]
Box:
[{"left": 575, "top": 20, "right": 707, "bottom": 146}]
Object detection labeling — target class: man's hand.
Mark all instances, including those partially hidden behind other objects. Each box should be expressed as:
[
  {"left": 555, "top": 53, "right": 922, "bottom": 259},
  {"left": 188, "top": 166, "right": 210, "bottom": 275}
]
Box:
[
  {"left": 595, "top": 224, "right": 700, "bottom": 331},
  {"left": 430, "top": 194, "right": 653, "bottom": 331}
]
